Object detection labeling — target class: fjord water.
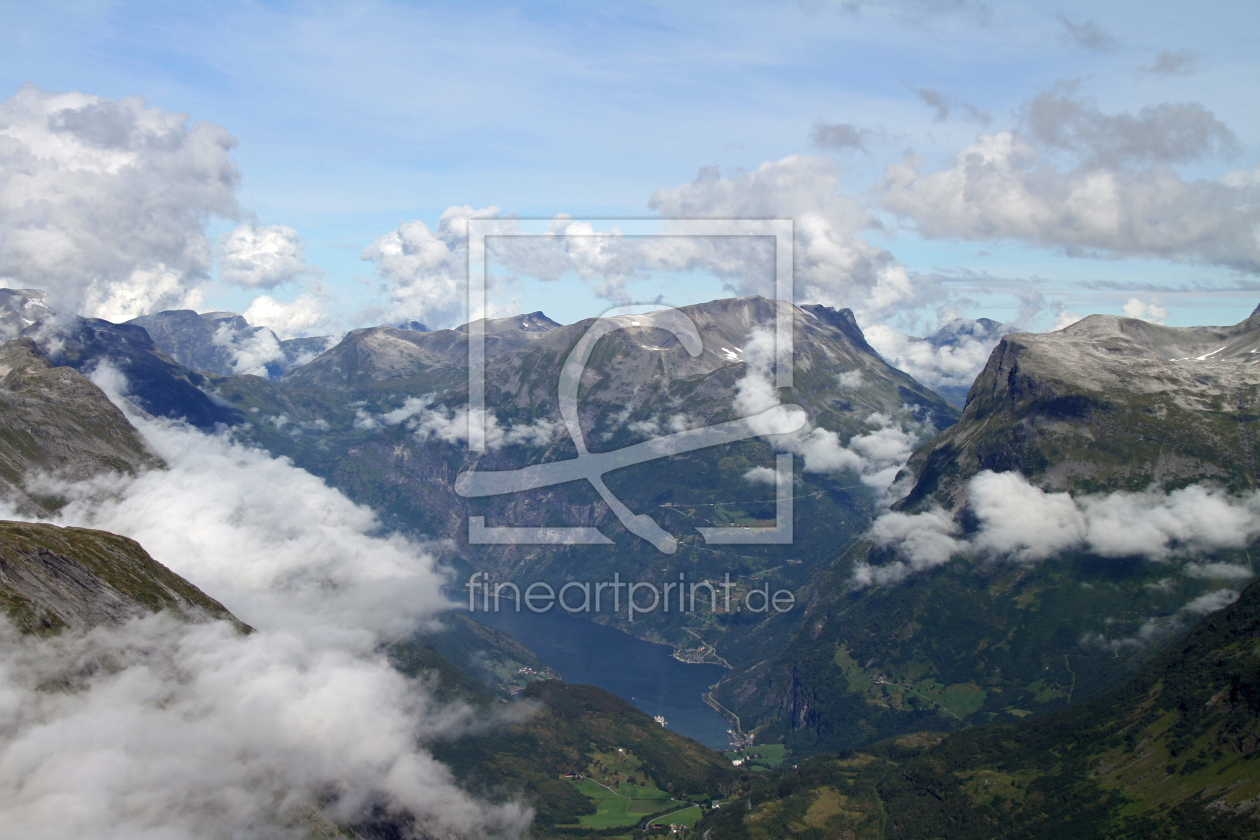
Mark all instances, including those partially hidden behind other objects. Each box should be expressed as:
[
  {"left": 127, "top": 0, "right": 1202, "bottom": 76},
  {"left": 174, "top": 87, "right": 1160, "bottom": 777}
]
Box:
[{"left": 463, "top": 605, "right": 732, "bottom": 749}]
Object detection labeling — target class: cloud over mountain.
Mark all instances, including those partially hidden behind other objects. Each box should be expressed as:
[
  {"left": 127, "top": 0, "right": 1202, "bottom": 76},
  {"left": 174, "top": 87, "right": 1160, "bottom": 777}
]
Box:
[
  {"left": 0, "top": 85, "right": 239, "bottom": 321},
  {"left": 0, "top": 368, "right": 534, "bottom": 839},
  {"left": 855, "top": 470, "right": 1260, "bottom": 587}
]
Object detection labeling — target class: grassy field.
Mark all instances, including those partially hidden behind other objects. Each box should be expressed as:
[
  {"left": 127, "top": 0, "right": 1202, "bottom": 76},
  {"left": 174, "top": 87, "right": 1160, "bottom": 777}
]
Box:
[
  {"left": 726, "top": 743, "right": 788, "bottom": 771},
  {"left": 566, "top": 779, "right": 684, "bottom": 829},
  {"left": 650, "top": 805, "right": 703, "bottom": 828}
]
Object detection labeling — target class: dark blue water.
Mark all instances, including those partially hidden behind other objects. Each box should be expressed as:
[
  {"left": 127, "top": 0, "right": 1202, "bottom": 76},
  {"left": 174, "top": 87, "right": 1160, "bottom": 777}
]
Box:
[{"left": 463, "top": 605, "right": 732, "bottom": 749}]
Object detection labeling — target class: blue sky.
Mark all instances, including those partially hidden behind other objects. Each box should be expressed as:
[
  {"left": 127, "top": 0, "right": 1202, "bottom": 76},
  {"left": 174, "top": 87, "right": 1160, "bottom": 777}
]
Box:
[{"left": 1, "top": 0, "right": 1258, "bottom": 333}]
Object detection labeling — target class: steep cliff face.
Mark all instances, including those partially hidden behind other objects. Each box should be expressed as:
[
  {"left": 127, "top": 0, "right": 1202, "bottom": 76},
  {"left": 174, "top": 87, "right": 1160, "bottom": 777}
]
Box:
[
  {"left": 0, "top": 338, "right": 161, "bottom": 514},
  {"left": 898, "top": 311, "right": 1260, "bottom": 511},
  {"left": 0, "top": 520, "right": 240, "bottom": 633}
]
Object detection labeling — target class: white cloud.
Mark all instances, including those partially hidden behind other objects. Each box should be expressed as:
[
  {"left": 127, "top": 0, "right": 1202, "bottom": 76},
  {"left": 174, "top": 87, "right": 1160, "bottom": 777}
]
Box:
[
  {"left": 649, "top": 156, "right": 935, "bottom": 320},
  {"left": 880, "top": 129, "right": 1260, "bottom": 274},
  {"left": 858, "top": 470, "right": 1260, "bottom": 586},
  {"left": 243, "top": 291, "right": 339, "bottom": 339},
  {"left": 855, "top": 507, "right": 962, "bottom": 587},
  {"left": 836, "top": 369, "right": 864, "bottom": 389},
  {"left": 967, "top": 471, "right": 1086, "bottom": 561},
  {"left": 0, "top": 367, "right": 534, "bottom": 838},
  {"left": 217, "top": 223, "right": 318, "bottom": 290},
  {"left": 734, "top": 327, "right": 928, "bottom": 488},
  {"left": 1182, "top": 588, "right": 1241, "bottom": 615},
  {"left": 211, "top": 322, "right": 283, "bottom": 377},
  {"left": 0, "top": 85, "right": 239, "bottom": 320},
  {"left": 361, "top": 395, "right": 559, "bottom": 452},
  {"left": 1081, "top": 588, "right": 1240, "bottom": 653},
  {"left": 864, "top": 318, "right": 1011, "bottom": 397},
  {"left": 1053, "top": 305, "right": 1082, "bottom": 330},
  {"left": 0, "top": 615, "right": 530, "bottom": 840},
  {"left": 743, "top": 466, "right": 779, "bottom": 485},
  {"left": 361, "top": 206, "right": 502, "bottom": 328},
  {"left": 1183, "top": 562, "right": 1254, "bottom": 580},
  {"left": 1122, "top": 295, "right": 1169, "bottom": 323}
]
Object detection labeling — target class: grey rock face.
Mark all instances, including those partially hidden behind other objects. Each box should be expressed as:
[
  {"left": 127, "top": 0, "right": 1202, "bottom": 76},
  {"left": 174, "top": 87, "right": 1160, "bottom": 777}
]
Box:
[
  {"left": 0, "top": 338, "right": 161, "bottom": 514},
  {"left": 898, "top": 308, "right": 1260, "bottom": 509},
  {"left": 0, "top": 288, "right": 53, "bottom": 341}
]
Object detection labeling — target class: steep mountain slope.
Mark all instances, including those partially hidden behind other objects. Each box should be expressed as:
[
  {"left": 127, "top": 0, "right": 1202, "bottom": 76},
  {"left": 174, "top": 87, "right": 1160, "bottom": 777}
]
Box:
[
  {"left": 304, "top": 297, "right": 958, "bottom": 654},
  {"left": 0, "top": 338, "right": 160, "bottom": 514},
  {"left": 431, "top": 680, "right": 738, "bottom": 832},
  {"left": 713, "top": 310, "right": 1260, "bottom": 754},
  {"left": 699, "top": 578, "right": 1260, "bottom": 840},
  {"left": 128, "top": 309, "right": 332, "bottom": 378},
  {"left": 900, "top": 310, "right": 1260, "bottom": 510},
  {"left": 396, "top": 610, "right": 559, "bottom": 696},
  {"left": 0, "top": 520, "right": 240, "bottom": 633}
]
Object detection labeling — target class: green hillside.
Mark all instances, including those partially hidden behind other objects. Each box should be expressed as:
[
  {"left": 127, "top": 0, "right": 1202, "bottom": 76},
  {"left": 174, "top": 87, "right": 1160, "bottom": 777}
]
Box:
[
  {"left": 431, "top": 680, "right": 737, "bottom": 833},
  {"left": 700, "top": 578, "right": 1260, "bottom": 839}
]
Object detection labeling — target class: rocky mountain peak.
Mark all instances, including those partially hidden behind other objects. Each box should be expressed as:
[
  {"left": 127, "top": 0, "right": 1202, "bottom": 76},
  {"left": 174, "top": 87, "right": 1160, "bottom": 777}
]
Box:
[
  {"left": 0, "top": 288, "right": 53, "bottom": 340},
  {"left": 896, "top": 309, "right": 1260, "bottom": 510}
]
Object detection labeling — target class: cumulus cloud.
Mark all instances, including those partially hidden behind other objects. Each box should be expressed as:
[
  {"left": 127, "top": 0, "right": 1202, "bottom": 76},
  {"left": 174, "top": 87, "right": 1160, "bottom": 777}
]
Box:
[
  {"left": 1023, "top": 83, "right": 1238, "bottom": 167},
  {"left": 243, "top": 290, "right": 339, "bottom": 339},
  {"left": 650, "top": 156, "right": 933, "bottom": 320},
  {"left": 856, "top": 470, "right": 1260, "bottom": 587},
  {"left": 361, "top": 205, "right": 503, "bottom": 328},
  {"left": 1122, "top": 295, "right": 1169, "bottom": 323},
  {"left": 217, "top": 223, "right": 319, "bottom": 290},
  {"left": 880, "top": 129, "right": 1260, "bottom": 273},
  {"left": 743, "top": 465, "right": 779, "bottom": 485},
  {"left": 864, "top": 316, "right": 1014, "bottom": 400},
  {"left": 0, "top": 84, "right": 239, "bottom": 320},
  {"left": 1053, "top": 304, "right": 1083, "bottom": 330},
  {"left": 0, "top": 369, "right": 535, "bottom": 838},
  {"left": 362, "top": 156, "right": 938, "bottom": 326},
  {"left": 210, "top": 323, "right": 285, "bottom": 377},
  {"left": 855, "top": 507, "right": 962, "bottom": 587}
]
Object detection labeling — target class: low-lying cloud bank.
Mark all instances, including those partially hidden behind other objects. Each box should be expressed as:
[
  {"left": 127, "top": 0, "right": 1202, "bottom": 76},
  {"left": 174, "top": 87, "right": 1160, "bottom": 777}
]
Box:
[
  {"left": 855, "top": 470, "right": 1260, "bottom": 588},
  {"left": 0, "top": 369, "right": 533, "bottom": 839}
]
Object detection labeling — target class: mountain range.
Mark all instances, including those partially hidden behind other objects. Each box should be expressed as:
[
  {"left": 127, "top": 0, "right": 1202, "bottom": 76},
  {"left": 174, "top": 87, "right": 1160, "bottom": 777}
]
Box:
[{"left": 1, "top": 290, "right": 1257, "bottom": 837}]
